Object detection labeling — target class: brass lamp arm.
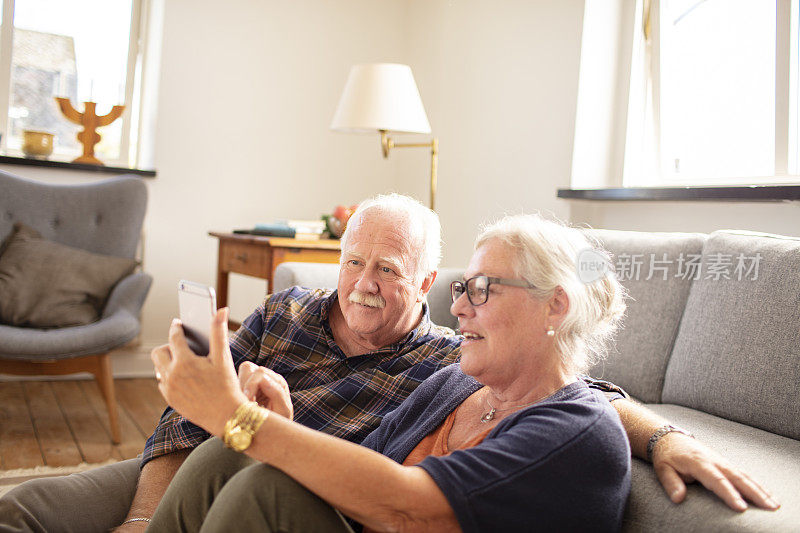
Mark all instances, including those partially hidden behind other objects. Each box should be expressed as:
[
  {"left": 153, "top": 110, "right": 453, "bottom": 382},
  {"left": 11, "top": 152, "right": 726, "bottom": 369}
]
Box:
[{"left": 379, "top": 130, "right": 439, "bottom": 210}]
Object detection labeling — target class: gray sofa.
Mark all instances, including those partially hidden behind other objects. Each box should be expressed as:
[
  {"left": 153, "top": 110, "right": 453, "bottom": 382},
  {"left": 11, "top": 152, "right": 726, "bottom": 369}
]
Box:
[{"left": 274, "top": 228, "right": 799, "bottom": 532}]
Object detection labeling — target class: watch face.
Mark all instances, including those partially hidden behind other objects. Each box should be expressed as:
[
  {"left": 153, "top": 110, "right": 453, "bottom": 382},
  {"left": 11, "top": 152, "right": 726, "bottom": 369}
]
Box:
[{"left": 230, "top": 428, "right": 253, "bottom": 451}]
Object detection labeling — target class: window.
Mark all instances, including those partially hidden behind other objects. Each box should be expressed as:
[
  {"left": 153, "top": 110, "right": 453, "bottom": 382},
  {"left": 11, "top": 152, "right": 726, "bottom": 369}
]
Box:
[
  {"left": 0, "top": 0, "right": 144, "bottom": 167},
  {"left": 624, "top": 0, "right": 798, "bottom": 186}
]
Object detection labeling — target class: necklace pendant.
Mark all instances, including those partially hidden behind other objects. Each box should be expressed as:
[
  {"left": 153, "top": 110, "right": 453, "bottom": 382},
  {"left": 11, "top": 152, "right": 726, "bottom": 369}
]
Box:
[{"left": 480, "top": 408, "right": 496, "bottom": 423}]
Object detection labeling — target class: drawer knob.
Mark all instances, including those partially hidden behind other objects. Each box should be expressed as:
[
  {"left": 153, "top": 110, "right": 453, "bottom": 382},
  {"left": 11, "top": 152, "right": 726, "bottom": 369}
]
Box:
[{"left": 236, "top": 253, "right": 248, "bottom": 262}]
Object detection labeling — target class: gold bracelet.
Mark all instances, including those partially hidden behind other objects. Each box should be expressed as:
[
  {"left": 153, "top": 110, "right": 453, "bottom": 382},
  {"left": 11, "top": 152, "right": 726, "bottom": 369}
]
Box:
[{"left": 222, "top": 401, "right": 269, "bottom": 452}]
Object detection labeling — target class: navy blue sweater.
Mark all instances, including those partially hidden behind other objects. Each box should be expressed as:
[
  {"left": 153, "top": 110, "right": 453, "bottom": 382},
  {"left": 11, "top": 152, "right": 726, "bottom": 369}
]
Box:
[{"left": 361, "top": 364, "right": 631, "bottom": 532}]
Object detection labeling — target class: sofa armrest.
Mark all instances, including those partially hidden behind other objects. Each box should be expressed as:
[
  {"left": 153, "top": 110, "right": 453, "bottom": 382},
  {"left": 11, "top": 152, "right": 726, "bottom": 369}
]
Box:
[{"left": 102, "top": 271, "right": 153, "bottom": 319}]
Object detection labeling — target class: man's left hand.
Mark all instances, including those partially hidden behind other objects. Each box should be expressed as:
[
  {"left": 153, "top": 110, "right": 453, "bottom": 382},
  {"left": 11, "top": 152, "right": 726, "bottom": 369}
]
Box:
[
  {"left": 151, "top": 307, "right": 247, "bottom": 436},
  {"left": 652, "top": 432, "right": 780, "bottom": 512}
]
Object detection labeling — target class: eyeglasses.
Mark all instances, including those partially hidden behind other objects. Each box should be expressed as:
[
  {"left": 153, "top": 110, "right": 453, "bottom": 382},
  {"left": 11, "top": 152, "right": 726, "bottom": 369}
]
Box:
[{"left": 450, "top": 275, "right": 536, "bottom": 306}]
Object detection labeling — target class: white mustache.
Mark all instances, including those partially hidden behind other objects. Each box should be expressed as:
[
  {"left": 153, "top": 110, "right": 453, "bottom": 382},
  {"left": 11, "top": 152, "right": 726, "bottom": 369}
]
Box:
[{"left": 348, "top": 291, "right": 386, "bottom": 309}]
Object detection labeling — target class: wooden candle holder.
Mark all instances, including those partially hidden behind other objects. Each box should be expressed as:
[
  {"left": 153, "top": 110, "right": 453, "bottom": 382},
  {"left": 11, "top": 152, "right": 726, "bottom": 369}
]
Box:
[{"left": 55, "top": 97, "right": 125, "bottom": 165}]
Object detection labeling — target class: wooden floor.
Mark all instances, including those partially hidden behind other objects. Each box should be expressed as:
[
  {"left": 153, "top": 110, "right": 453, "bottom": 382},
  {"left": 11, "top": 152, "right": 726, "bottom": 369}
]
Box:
[{"left": 0, "top": 378, "right": 166, "bottom": 470}]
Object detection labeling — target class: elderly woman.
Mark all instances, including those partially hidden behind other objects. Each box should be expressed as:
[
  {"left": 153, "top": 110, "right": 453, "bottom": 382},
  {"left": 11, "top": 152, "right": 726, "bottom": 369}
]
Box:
[{"left": 149, "top": 214, "right": 630, "bottom": 532}]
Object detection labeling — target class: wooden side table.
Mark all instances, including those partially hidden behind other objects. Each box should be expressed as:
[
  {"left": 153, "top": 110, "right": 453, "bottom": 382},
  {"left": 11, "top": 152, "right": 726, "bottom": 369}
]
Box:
[{"left": 209, "top": 232, "right": 341, "bottom": 310}]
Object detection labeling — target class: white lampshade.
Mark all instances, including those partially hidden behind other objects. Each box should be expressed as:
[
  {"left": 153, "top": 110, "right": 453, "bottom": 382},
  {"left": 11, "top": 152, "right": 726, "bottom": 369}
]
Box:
[{"left": 330, "top": 63, "right": 431, "bottom": 134}]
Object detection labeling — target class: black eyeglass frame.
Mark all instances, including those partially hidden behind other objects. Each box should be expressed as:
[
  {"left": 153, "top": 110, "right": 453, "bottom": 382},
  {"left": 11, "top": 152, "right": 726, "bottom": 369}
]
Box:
[{"left": 450, "top": 275, "right": 537, "bottom": 306}]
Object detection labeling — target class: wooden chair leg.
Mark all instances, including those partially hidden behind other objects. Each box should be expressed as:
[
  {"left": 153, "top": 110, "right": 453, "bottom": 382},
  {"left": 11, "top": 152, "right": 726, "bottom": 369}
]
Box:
[
  {"left": 94, "top": 354, "right": 121, "bottom": 444},
  {"left": 0, "top": 353, "right": 123, "bottom": 445}
]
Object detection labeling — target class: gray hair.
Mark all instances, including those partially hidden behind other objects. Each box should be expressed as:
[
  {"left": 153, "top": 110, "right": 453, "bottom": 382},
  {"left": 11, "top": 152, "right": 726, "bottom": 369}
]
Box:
[
  {"left": 340, "top": 193, "right": 442, "bottom": 278},
  {"left": 476, "top": 214, "right": 626, "bottom": 375}
]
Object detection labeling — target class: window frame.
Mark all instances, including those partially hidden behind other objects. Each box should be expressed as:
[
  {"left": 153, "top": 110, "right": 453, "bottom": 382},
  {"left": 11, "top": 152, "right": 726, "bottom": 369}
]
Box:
[
  {"left": 624, "top": 0, "right": 800, "bottom": 187},
  {"left": 0, "top": 0, "right": 146, "bottom": 168}
]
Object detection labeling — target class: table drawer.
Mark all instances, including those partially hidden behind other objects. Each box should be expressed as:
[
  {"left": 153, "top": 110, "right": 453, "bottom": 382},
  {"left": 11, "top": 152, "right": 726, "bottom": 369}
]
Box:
[
  {"left": 274, "top": 248, "right": 341, "bottom": 267},
  {"left": 284, "top": 248, "right": 339, "bottom": 262},
  {"left": 221, "top": 242, "right": 269, "bottom": 277}
]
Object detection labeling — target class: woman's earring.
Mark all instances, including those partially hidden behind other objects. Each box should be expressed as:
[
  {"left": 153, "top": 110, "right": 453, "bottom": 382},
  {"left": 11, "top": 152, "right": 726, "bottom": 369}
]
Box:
[{"left": 546, "top": 326, "right": 555, "bottom": 337}]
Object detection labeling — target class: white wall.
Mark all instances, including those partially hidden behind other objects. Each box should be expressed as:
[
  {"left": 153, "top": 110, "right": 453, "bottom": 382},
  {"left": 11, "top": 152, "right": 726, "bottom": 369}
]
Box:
[
  {"left": 401, "top": 0, "right": 586, "bottom": 268},
  {"left": 143, "top": 0, "right": 424, "bottom": 371},
  {"left": 146, "top": 0, "right": 410, "bottom": 317}
]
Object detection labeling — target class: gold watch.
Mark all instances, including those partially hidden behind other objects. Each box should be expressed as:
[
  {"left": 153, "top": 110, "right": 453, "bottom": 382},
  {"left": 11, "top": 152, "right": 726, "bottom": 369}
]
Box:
[{"left": 222, "top": 401, "right": 269, "bottom": 452}]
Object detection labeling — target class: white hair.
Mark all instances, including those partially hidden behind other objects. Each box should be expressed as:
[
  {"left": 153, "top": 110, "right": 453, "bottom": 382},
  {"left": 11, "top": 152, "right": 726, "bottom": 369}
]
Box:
[
  {"left": 476, "top": 214, "right": 626, "bottom": 375},
  {"left": 340, "top": 193, "right": 442, "bottom": 278}
]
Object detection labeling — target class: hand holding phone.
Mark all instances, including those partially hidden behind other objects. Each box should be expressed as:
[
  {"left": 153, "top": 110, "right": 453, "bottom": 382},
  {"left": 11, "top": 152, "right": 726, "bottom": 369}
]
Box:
[{"left": 177, "top": 280, "right": 217, "bottom": 356}]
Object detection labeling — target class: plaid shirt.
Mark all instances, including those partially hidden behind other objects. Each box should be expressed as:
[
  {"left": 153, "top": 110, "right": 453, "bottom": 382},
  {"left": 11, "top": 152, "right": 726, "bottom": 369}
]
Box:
[{"left": 141, "top": 287, "right": 461, "bottom": 466}]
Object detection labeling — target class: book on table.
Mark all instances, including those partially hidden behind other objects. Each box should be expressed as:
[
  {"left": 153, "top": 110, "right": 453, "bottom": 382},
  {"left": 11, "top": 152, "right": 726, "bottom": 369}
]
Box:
[
  {"left": 258, "top": 220, "right": 326, "bottom": 234},
  {"left": 233, "top": 219, "right": 325, "bottom": 239},
  {"left": 283, "top": 219, "right": 326, "bottom": 234}
]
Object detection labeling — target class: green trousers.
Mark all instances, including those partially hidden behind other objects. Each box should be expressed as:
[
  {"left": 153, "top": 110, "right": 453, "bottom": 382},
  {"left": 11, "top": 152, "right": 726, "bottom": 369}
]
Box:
[{"left": 148, "top": 437, "right": 355, "bottom": 533}]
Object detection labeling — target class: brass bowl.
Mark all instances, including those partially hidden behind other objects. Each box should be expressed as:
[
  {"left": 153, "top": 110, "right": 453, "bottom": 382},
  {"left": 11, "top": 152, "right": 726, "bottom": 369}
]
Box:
[{"left": 22, "top": 130, "right": 55, "bottom": 158}]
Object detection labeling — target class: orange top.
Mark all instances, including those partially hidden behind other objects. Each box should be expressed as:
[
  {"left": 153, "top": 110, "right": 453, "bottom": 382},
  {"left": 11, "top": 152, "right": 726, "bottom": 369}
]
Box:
[{"left": 403, "top": 405, "right": 493, "bottom": 465}]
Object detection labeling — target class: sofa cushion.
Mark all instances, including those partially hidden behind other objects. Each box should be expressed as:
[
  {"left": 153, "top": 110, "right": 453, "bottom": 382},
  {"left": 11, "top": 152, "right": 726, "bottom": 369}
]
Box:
[
  {"left": 273, "top": 262, "right": 339, "bottom": 294},
  {"left": 623, "top": 403, "right": 799, "bottom": 532},
  {"left": 0, "top": 223, "right": 135, "bottom": 328},
  {"left": 586, "top": 230, "right": 707, "bottom": 402},
  {"left": 662, "top": 230, "right": 800, "bottom": 440},
  {"left": 424, "top": 268, "right": 461, "bottom": 330}
]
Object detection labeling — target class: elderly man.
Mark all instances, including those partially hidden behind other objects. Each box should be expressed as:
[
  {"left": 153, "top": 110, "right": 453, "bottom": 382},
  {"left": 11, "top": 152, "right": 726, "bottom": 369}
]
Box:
[{"left": 0, "top": 194, "right": 777, "bottom": 532}]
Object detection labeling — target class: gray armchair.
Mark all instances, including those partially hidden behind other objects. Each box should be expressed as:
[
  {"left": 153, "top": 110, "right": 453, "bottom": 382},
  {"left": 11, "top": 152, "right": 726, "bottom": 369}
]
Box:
[{"left": 0, "top": 171, "right": 151, "bottom": 443}]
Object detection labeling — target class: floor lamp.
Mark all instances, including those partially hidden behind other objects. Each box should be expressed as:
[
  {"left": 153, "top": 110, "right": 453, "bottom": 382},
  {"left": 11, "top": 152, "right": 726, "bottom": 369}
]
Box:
[{"left": 330, "top": 63, "right": 439, "bottom": 210}]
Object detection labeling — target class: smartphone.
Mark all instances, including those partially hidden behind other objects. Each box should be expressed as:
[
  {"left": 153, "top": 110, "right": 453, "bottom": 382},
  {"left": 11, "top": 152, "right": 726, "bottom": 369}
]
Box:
[{"left": 177, "top": 280, "right": 217, "bottom": 356}]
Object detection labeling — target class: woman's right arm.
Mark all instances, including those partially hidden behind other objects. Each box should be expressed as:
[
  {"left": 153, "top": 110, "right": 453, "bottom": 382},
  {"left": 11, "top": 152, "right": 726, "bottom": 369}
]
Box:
[{"left": 249, "top": 412, "right": 460, "bottom": 532}]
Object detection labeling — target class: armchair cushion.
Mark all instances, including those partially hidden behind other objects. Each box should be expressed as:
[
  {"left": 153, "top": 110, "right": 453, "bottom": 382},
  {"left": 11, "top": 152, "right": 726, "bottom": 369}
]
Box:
[{"left": 0, "top": 223, "right": 135, "bottom": 328}]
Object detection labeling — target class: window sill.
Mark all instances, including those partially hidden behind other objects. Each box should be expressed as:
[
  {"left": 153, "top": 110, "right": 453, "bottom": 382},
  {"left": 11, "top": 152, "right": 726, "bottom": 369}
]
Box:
[
  {"left": 0, "top": 155, "right": 156, "bottom": 177},
  {"left": 557, "top": 185, "right": 800, "bottom": 202}
]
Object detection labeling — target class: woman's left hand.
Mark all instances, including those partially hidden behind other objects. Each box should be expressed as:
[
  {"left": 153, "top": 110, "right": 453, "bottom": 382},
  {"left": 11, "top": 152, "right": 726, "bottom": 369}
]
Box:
[{"left": 151, "top": 307, "right": 248, "bottom": 436}]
